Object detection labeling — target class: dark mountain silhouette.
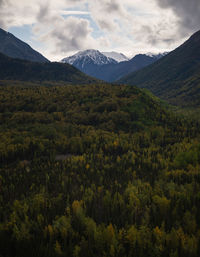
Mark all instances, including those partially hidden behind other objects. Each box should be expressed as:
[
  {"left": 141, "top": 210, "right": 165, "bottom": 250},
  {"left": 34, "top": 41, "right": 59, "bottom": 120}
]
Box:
[
  {"left": 101, "top": 54, "right": 165, "bottom": 82},
  {"left": 0, "top": 28, "right": 49, "bottom": 62}
]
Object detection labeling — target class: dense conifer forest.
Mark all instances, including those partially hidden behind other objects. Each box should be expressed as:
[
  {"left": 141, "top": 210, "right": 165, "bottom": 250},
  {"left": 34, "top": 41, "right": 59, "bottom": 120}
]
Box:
[{"left": 0, "top": 82, "right": 200, "bottom": 257}]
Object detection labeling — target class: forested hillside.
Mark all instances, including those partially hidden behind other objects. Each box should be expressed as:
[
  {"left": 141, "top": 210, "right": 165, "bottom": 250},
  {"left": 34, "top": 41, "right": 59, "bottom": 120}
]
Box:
[
  {"left": 0, "top": 83, "right": 200, "bottom": 257},
  {"left": 0, "top": 53, "right": 99, "bottom": 84}
]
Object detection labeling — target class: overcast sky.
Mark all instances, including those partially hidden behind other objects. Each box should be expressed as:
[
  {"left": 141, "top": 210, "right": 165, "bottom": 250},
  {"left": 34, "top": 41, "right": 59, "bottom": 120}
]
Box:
[{"left": 0, "top": 0, "right": 199, "bottom": 61}]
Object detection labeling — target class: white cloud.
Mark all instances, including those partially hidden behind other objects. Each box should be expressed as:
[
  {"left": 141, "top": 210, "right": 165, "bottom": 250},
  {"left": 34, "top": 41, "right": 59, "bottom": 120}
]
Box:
[
  {"left": 31, "top": 1, "right": 110, "bottom": 60},
  {"left": 59, "top": 10, "right": 89, "bottom": 15},
  {"left": 0, "top": 1, "right": 37, "bottom": 28}
]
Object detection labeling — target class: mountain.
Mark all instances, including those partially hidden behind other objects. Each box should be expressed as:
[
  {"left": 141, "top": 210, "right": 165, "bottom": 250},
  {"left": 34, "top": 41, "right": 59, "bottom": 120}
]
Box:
[
  {"left": 102, "top": 51, "right": 129, "bottom": 62},
  {"left": 0, "top": 27, "right": 49, "bottom": 62},
  {"left": 99, "top": 53, "right": 166, "bottom": 82},
  {"left": 119, "top": 30, "right": 200, "bottom": 107},
  {"left": 61, "top": 49, "right": 117, "bottom": 66},
  {"left": 61, "top": 50, "right": 165, "bottom": 82},
  {"left": 0, "top": 52, "right": 99, "bottom": 84}
]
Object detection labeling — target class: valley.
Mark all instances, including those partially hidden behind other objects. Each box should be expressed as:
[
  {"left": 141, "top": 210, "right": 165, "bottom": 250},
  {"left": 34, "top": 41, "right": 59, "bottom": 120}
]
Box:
[
  {"left": 0, "top": 27, "right": 200, "bottom": 257},
  {"left": 1, "top": 83, "right": 200, "bottom": 257}
]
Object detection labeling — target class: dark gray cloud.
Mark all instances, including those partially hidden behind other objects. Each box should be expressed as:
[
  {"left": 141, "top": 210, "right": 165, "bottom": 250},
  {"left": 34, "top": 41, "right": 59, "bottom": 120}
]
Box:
[
  {"left": 105, "top": 1, "right": 121, "bottom": 13},
  {"left": 156, "top": 0, "right": 200, "bottom": 35},
  {"left": 51, "top": 17, "right": 92, "bottom": 52},
  {"left": 37, "top": 3, "right": 50, "bottom": 22},
  {"left": 0, "top": 0, "right": 7, "bottom": 28},
  {"left": 36, "top": 2, "right": 61, "bottom": 24},
  {"left": 88, "top": 0, "right": 127, "bottom": 33},
  {"left": 136, "top": 23, "right": 176, "bottom": 48},
  {"left": 97, "top": 19, "right": 114, "bottom": 30}
]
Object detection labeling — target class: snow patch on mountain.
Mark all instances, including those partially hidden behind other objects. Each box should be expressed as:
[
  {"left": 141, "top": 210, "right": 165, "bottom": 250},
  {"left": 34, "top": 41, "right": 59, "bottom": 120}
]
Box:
[
  {"left": 145, "top": 52, "right": 169, "bottom": 59},
  {"left": 102, "top": 51, "right": 129, "bottom": 62}
]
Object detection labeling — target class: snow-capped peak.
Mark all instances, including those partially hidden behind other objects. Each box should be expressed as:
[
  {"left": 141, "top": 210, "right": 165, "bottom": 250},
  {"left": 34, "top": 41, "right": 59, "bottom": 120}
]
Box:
[
  {"left": 102, "top": 51, "right": 129, "bottom": 62},
  {"left": 61, "top": 49, "right": 117, "bottom": 67}
]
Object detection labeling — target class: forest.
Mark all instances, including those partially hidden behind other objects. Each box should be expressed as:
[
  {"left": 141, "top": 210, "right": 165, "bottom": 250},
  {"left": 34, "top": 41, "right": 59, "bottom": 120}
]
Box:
[{"left": 0, "top": 82, "right": 200, "bottom": 257}]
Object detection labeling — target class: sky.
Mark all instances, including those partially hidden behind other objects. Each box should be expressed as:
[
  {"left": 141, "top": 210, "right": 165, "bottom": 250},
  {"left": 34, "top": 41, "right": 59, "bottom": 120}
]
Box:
[{"left": 0, "top": 0, "right": 199, "bottom": 61}]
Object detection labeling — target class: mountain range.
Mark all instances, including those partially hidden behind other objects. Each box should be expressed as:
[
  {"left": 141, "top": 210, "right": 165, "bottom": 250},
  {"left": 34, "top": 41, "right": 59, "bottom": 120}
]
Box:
[
  {"left": 0, "top": 27, "right": 200, "bottom": 109},
  {"left": 0, "top": 28, "right": 49, "bottom": 63},
  {"left": 119, "top": 30, "right": 200, "bottom": 107},
  {"left": 61, "top": 50, "right": 166, "bottom": 82}
]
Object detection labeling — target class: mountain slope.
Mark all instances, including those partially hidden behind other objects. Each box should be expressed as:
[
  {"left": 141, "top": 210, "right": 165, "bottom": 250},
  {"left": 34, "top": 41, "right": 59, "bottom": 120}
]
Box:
[
  {"left": 0, "top": 28, "right": 49, "bottom": 62},
  {"left": 62, "top": 50, "right": 165, "bottom": 82},
  {"left": 119, "top": 30, "right": 200, "bottom": 107},
  {"left": 0, "top": 53, "right": 99, "bottom": 84}
]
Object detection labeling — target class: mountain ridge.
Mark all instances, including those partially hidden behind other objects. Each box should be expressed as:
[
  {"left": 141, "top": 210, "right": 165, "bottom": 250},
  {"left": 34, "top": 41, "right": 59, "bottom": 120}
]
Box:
[
  {"left": 0, "top": 28, "right": 49, "bottom": 63},
  {"left": 119, "top": 30, "right": 200, "bottom": 107},
  {"left": 61, "top": 49, "right": 117, "bottom": 66}
]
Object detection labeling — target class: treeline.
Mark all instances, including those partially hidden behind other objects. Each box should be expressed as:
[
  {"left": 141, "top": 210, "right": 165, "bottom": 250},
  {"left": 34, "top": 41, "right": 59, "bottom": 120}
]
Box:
[{"left": 0, "top": 83, "right": 200, "bottom": 257}]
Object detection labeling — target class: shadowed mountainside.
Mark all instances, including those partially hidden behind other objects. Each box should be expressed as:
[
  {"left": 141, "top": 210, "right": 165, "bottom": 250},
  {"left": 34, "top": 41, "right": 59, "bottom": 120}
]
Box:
[
  {"left": 119, "top": 30, "right": 200, "bottom": 107},
  {"left": 0, "top": 28, "right": 49, "bottom": 63}
]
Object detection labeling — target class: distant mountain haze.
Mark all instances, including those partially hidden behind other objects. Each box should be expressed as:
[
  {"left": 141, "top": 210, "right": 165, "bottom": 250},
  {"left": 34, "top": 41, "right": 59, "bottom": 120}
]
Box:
[
  {"left": 61, "top": 50, "right": 167, "bottom": 82},
  {"left": 119, "top": 30, "right": 200, "bottom": 107},
  {"left": 0, "top": 28, "right": 49, "bottom": 63}
]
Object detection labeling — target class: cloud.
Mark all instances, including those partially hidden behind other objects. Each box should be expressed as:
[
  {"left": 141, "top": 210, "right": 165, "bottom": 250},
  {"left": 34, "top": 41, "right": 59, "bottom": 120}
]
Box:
[
  {"left": 0, "top": 0, "right": 198, "bottom": 60},
  {"left": 155, "top": 0, "right": 200, "bottom": 35},
  {"left": 34, "top": 3, "right": 91, "bottom": 51},
  {"left": 60, "top": 10, "right": 90, "bottom": 15},
  {"left": 132, "top": 15, "right": 179, "bottom": 47},
  {"left": 32, "top": 2, "right": 110, "bottom": 59},
  {"left": 0, "top": 0, "right": 6, "bottom": 6},
  {"left": 0, "top": 0, "right": 5, "bottom": 27},
  {"left": 44, "top": 17, "right": 93, "bottom": 52},
  {"left": 0, "top": 0, "right": 39, "bottom": 28},
  {"left": 88, "top": 0, "right": 129, "bottom": 32}
]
